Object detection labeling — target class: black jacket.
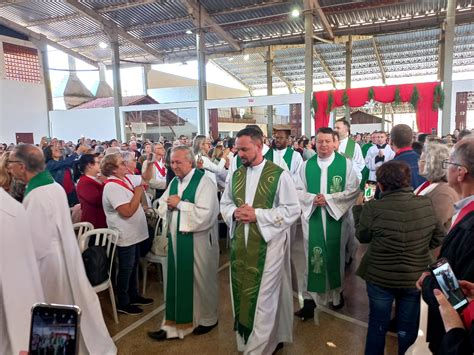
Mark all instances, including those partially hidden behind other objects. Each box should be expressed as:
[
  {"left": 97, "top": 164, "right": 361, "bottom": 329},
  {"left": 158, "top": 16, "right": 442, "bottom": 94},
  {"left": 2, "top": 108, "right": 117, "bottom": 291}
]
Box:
[{"left": 422, "top": 211, "right": 474, "bottom": 354}]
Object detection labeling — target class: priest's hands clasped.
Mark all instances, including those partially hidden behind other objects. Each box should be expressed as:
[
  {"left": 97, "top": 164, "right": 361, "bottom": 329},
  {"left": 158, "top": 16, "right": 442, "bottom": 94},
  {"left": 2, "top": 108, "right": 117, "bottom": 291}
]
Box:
[
  {"left": 167, "top": 195, "right": 181, "bottom": 210},
  {"left": 313, "top": 193, "right": 327, "bottom": 206},
  {"left": 234, "top": 203, "right": 257, "bottom": 223}
]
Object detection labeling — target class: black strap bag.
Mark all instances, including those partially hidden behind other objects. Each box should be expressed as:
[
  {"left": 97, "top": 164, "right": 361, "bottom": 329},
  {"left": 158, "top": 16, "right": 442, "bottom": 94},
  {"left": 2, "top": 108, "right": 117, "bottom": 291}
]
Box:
[{"left": 82, "top": 246, "right": 109, "bottom": 286}]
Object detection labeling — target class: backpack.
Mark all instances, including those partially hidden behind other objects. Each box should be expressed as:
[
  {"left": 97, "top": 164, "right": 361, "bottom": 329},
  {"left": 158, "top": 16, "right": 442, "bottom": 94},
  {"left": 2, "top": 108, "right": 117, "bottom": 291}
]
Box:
[{"left": 82, "top": 246, "right": 109, "bottom": 286}]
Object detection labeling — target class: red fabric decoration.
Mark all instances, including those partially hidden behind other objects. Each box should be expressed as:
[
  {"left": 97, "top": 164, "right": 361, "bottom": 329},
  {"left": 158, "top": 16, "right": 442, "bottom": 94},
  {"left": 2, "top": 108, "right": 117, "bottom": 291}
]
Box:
[{"left": 313, "top": 82, "right": 440, "bottom": 133}]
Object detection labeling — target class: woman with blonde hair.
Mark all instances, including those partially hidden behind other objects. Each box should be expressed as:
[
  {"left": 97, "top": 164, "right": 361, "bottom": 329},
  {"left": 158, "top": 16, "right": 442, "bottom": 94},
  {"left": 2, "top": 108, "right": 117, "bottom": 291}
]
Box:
[
  {"left": 415, "top": 142, "right": 459, "bottom": 232},
  {"left": 0, "top": 152, "right": 25, "bottom": 201}
]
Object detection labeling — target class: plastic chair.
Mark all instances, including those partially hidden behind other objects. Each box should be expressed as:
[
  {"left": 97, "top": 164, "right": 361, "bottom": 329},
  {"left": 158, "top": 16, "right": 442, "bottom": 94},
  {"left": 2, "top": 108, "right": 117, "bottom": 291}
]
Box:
[
  {"left": 78, "top": 228, "right": 119, "bottom": 324},
  {"left": 73, "top": 222, "right": 94, "bottom": 239},
  {"left": 141, "top": 216, "right": 167, "bottom": 299}
]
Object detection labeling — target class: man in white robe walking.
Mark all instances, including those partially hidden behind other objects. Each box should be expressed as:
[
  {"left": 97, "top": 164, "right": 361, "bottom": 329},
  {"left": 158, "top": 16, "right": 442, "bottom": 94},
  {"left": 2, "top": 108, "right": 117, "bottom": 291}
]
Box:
[
  {"left": 0, "top": 187, "right": 44, "bottom": 355},
  {"left": 148, "top": 146, "right": 220, "bottom": 341},
  {"left": 221, "top": 127, "right": 300, "bottom": 354},
  {"left": 334, "top": 118, "right": 363, "bottom": 265},
  {"left": 8, "top": 144, "right": 116, "bottom": 355},
  {"left": 295, "top": 128, "right": 359, "bottom": 319}
]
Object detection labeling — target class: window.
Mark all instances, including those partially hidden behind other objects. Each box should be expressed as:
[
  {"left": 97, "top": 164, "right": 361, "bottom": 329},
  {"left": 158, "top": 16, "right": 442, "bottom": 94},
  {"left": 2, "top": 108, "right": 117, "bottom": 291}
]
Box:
[{"left": 3, "top": 42, "right": 41, "bottom": 83}]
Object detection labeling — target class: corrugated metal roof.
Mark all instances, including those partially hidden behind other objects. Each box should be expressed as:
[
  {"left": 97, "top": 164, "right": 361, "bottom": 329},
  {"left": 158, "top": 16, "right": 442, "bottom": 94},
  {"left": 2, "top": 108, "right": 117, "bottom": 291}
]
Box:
[{"left": 1, "top": 0, "right": 473, "bottom": 92}]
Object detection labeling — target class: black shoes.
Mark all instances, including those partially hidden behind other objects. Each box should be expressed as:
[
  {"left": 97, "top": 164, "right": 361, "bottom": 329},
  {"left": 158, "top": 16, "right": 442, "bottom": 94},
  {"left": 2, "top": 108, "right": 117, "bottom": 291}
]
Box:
[
  {"left": 148, "top": 323, "right": 218, "bottom": 342},
  {"left": 273, "top": 342, "right": 284, "bottom": 354},
  {"left": 148, "top": 330, "right": 168, "bottom": 341},
  {"left": 193, "top": 322, "right": 218, "bottom": 335},
  {"left": 331, "top": 292, "right": 345, "bottom": 310},
  {"left": 294, "top": 299, "right": 316, "bottom": 320},
  {"left": 130, "top": 295, "right": 154, "bottom": 306},
  {"left": 117, "top": 304, "right": 143, "bottom": 316}
]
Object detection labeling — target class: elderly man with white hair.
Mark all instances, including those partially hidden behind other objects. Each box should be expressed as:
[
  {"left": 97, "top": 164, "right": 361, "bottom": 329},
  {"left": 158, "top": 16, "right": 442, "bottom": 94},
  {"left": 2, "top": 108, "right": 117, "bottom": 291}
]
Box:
[{"left": 148, "top": 146, "right": 220, "bottom": 341}]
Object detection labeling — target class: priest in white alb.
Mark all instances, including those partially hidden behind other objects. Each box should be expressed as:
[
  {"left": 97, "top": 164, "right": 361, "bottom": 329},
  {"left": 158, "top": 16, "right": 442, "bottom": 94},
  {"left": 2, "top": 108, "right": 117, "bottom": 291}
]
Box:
[
  {"left": 221, "top": 127, "right": 301, "bottom": 354},
  {"left": 295, "top": 128, "right": 360, "bottom": 320},
  {"left": 0, "top": 188, "right": 44, "bottom": 355},
  {"left": 8, "top": 144, "right": 117, "bottom": 355},
  {"left": 148, "top": 146, "right": 220, "bottom": 341}
]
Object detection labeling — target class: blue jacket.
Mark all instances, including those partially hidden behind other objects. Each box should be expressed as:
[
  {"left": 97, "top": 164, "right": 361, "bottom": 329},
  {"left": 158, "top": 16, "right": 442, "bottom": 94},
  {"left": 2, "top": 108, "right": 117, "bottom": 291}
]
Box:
[
  {"left": 46, "top": 153, "right": 78, "bottom": 186},
  {"left": 393, "top": 149, "right": 426, "bottom": 189}
]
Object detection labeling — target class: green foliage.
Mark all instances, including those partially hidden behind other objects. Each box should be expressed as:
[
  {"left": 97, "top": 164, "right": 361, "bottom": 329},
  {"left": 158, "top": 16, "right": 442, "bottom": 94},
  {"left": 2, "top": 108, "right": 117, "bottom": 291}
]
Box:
[
  {"left": 311, "top": 95, "right": 318, "bottom": 118},
  {"left": 433, "top": 84, "right": 445, "bottom": 110},
  {"left": 326, "top": 92, "right": 334, "bottom": 114},
  {"left": 410, "top": 86, "right": 419, "bottom": 110},
  {"left": 343, "top": 90, "right": 349, "bottom": 107},
  {"left": 394, "top": 86, "right": 401, "bottom": 106},
  {"left": 368, "top": 87, "right": 375, "bottom": 101}
]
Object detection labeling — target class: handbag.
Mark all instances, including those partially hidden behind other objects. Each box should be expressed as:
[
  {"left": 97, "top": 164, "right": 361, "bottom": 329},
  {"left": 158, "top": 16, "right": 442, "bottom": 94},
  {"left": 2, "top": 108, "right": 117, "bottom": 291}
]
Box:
[{"left": 151, "top": 216, "right": 168, "bottom": 257}]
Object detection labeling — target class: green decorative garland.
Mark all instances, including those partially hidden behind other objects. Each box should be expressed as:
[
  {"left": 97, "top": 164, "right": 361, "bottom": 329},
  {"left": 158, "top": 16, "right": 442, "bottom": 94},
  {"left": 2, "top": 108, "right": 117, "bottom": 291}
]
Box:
[
  {"left": 410, "top": 86, "right": 419, "bottom": 110},
  {"left": 311, "top": 95, "right": 318, "bottom": 118},
  {"left": 326, "top": 91, "right": 334, "bottom": 114},
  {"left": 342, "top": 90, "right": 349, "bottom": 107},
  {"left": 368, "top": 87, "right": 375, "bottom": 101},
  {"left": 433, "top": 84, "right": 445, "bottom": 110},
  {"left": 394, "top": 86, "right": 401, "bottom": 106}
]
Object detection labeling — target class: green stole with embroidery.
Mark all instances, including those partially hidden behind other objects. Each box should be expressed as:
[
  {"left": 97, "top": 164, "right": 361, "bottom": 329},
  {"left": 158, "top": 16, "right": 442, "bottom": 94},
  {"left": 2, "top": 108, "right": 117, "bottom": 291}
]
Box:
[
  {"left": 359, "top": 143, "right": 373, "bottom": 190},
  {"left": 343, "top": 138, "right": 356, "bottom": 159},
  {"left": 165, "top": 169, "right": 204, "bottom": 327},
  {"left": 231, "top": 161, "right": 282, "bottom": 343},
  {"left": 305, "top": 153, "right": 346, "bottom": 293},
  {"left": 24, "top": 170, "right": 55, "bottom": 197},
  {"left": 264, "top": 147, "right": 293, "bottom": 170}
]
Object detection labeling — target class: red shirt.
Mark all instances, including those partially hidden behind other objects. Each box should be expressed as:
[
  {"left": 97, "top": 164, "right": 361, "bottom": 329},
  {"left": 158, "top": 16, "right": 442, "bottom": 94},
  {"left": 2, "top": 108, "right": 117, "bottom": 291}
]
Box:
[{"left": 76, "top": 175, "right": 107, "bottom": 228}]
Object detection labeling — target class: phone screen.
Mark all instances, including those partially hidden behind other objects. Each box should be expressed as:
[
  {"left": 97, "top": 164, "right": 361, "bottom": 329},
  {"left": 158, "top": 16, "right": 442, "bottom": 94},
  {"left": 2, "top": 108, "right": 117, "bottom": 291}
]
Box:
[
  {"left": 29, "top": 304, "right": 80, "bottom": 355},
  {"left": 430, "top": 258, "right": 469, "bottom": 311},
  {"left": 363, "top": 182, "right": 377, "bottom": 202}
]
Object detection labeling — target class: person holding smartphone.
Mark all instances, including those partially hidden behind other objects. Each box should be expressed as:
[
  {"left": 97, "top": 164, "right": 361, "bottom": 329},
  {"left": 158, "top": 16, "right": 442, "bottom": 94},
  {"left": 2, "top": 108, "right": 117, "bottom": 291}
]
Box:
[
  {"left": 353, "top": 160, "right": 444, "bottom": 355},
  {"left": 434, "top": 280, "right": 474, "bottom": 354},
  {"left": 417, "top": 137, "right": 474, "bottom": 353}
]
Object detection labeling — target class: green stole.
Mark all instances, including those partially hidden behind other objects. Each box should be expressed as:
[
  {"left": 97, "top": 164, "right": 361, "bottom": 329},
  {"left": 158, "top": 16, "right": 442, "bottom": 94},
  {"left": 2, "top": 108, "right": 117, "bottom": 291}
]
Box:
[
  {"left": 236, "top": 155, "right": 242, "bottom": 169},
  {"left": 24, "top": 170, "right": 55, "bottom": 197},
  {"left": 231, "top": 161, "right": 282, "bottom": 343},
  {"left": 359, "top": 143, "right": 373, "bottom": 190},
  {"left": 264, "top": 147, "right": 293, "bottom": 170},
  {"left": 165, "top": 169, "right": 204, "bottom": 327},
  {"left": 305, "top": 153, "right": 346, "bottom": 293},
  {"left": 343, "top": 138, "right": 356, "bottom": 159}
]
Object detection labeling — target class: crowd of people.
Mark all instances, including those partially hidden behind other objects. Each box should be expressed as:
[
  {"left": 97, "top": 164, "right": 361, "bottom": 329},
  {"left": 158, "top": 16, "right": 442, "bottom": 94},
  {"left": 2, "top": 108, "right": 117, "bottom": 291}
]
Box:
[{"left": 0, "top": 122, "right": 473, "bottom": 355}]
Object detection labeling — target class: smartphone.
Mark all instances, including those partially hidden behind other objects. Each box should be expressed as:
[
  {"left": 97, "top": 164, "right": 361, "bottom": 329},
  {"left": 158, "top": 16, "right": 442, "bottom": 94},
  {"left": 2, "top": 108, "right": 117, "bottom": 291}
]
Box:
[
  {"left": 363, "top": 182, "right": 377, "bottom": 202},
  {"left": 29, "top": 303, "right": 81, "bottom": 355},
  {"left": 429, "top": 258, "right": 469, "bottom": 312}
]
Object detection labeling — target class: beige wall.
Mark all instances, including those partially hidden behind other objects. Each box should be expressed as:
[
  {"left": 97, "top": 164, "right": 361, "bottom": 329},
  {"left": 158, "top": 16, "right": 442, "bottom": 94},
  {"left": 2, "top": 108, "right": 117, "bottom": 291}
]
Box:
[{"left": 147, "top": 69, "right": 249, "bottom": 100}]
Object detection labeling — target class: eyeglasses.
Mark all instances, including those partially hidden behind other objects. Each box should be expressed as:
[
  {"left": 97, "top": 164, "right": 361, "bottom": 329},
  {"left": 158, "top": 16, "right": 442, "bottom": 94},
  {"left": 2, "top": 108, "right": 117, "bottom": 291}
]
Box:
[
  {"left": 7, "top": 159, "right": 23, "bottom": 165},
  {"left": 442, "top": 159, "right": 464, "bottom": 169}
]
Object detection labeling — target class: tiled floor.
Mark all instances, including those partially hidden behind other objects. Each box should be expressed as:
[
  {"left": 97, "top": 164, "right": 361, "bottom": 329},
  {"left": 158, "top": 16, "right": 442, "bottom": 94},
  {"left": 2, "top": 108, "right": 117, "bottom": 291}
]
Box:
[{"left": 96, "top": 225, "right": 431, "bottom": 354}]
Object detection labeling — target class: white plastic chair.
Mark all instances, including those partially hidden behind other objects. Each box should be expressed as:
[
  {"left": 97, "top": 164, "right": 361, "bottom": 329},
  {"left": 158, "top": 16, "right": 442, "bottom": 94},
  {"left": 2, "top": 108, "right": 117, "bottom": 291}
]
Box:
[
  {"left": 78, "top": 228, "right": 119, "bottom": 324},
  {"left": 73, "top": 222, "right": 94, "bottom": 239},
  {"left": 141, "top": 215, "right": 167, "bottom": 299}
]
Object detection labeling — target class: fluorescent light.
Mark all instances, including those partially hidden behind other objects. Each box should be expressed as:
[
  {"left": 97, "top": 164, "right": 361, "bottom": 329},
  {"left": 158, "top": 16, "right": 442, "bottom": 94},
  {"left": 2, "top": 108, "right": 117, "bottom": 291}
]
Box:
[
  {"left": 185, "top": 29, "right": 193, "bottom": 34},
  {"left": 291, "top": 8, "right": 300, "bottom": 17},
  {"left": 243, "top": 54, "right": 250, "bottom": 61},
  {"left": 228, "top": 57, "right": 234, "bottom": 61},
  {"left": 98, "top": 42, "right": 108, "bottom": 49}
]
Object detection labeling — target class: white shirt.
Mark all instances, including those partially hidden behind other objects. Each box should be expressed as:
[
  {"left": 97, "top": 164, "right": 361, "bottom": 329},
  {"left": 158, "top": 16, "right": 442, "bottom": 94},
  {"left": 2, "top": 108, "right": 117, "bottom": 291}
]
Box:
[
  {"left": 338, "top": 137, "right": 364, "bottom": 180},
  {"left": 142, "top": 159, "right": 166, "bottom": 190},
  {"left": 365, "top": 144, "right": 395, "bottom": 181},
  {"left": 102, "top": 175, "right": 148, "bottom": 247}
]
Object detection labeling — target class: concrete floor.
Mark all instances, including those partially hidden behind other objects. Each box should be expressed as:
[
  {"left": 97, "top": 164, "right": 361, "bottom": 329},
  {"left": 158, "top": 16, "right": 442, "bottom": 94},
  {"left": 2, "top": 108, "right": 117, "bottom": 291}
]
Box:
[{"left": 96, "top": 225, "right": 431, "bottom": 355}]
